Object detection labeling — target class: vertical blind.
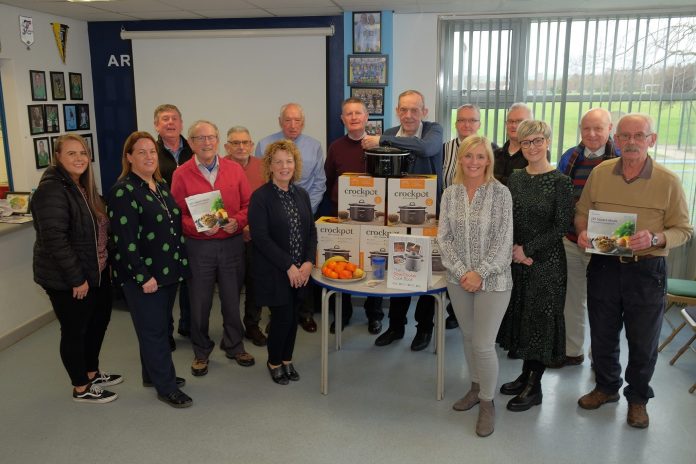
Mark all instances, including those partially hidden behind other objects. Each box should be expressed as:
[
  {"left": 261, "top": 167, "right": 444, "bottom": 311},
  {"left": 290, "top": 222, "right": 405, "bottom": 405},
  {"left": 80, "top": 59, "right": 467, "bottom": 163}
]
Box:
[{"left": 437, "top": 14, "right": 696, "bottom": 223}]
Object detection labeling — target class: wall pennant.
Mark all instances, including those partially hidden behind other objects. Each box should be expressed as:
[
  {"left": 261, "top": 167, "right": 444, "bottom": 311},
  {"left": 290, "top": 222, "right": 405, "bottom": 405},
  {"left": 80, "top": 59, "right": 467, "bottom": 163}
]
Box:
[
  {"left": 20, "top": 16, "right": 34, "bottom": 49},
  {"left": 51, "top": 23, "right": 69, "bottom": 63}
]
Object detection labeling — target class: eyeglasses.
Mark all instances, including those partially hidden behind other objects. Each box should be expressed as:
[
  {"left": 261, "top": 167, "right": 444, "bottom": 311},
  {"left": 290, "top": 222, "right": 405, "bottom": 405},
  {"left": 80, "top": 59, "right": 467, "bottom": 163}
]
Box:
[
  {"left": 191, "top": 135, "right": 218, "bottom": 143},
  {"left": 456, "top": 118, "right": 480, "bottom": 124},
  {"left": 506, "top": 119, "right": 525, "bottom": 125},
  {"left": 616, "top": 133, "right": 652, "bottom": 142},
  {"left": 226, "top": 140, "right": 252, "bottom": 147},
  {"left": 519, "top": 137, "right": 547, "bottom": 149}
]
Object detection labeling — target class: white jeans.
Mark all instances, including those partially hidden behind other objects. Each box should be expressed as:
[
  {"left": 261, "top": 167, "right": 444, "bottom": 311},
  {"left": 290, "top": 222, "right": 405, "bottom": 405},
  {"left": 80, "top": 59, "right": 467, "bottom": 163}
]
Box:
[
  {"left": 563, "top": 237, "right": 591, "bottom": 357},
  {"left": 447, "top": 283, "right": 511, "bottom": 401}
]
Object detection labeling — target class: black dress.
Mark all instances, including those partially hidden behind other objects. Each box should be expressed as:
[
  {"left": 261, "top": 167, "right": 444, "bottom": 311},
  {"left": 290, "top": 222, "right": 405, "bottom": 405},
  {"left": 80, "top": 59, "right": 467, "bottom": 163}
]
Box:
[{"left": 496, "top": 168, "right": 573, "bottom": 365}]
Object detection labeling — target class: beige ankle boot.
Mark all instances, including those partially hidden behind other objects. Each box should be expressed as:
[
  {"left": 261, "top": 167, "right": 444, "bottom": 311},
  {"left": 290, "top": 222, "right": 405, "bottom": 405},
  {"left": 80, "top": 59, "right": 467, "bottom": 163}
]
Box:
[
  {"left": 476, "top": 400, "right": 495, "bottom": 437},
  {"left": 452, "top": 382, "right": 480, "bottom": 411}
]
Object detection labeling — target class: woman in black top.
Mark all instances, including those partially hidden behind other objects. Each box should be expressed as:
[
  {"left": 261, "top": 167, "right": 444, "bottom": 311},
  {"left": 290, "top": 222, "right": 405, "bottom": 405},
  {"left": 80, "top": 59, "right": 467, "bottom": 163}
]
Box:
[
  {"left": 32, "top": 134, "right": 121, "bottom": 404},
  {"left": 108, "top": 131, "right": 192, "bottom": 408},
  {"left": 249, "top": 140, "right": 317, "bottom": 385}
]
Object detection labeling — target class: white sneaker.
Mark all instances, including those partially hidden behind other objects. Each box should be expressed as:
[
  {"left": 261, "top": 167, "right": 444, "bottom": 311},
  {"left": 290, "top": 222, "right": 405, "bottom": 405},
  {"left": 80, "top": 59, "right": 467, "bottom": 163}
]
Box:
[
  {"left": 73, "top": 384, "right": 118, "bottom": 403},
  {"left": 90, "top": 371, "right": 123, "bottom": 387}
]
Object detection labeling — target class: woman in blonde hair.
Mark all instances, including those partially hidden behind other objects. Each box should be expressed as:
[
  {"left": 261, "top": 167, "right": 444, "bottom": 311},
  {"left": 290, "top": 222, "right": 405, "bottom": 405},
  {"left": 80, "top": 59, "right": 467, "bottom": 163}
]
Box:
[
  {"left": 32, "top": 134, "right": 122, "bottom": 404},
  {"left": 438, "top": 135, "right": 513, "bottom": 437}
]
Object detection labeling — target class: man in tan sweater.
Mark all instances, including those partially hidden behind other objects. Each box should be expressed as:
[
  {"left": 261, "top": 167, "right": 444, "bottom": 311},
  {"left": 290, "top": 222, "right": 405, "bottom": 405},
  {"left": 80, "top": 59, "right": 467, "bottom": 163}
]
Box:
[{"left": 574, "top": 113, "right": 692, "bottom": 429}]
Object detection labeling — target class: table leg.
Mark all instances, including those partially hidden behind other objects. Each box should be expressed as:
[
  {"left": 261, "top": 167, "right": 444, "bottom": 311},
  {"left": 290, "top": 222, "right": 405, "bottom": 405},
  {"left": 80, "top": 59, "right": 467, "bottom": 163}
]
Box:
[
  {"left": 435, "top": 291, "right": 445, "bottom": 401},
  {"left": 335, "top": 291, "right": 342, "bottom": 350},
  {"left": 321, "top": 287, "right": 330, "bottom": 395}
]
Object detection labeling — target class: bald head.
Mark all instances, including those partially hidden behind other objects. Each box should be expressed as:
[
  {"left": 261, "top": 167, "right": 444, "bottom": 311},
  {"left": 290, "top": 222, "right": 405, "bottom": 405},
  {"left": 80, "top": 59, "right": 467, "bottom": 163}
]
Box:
[{"left": 580, "top": 108, "right": 613, "bottom": 152}]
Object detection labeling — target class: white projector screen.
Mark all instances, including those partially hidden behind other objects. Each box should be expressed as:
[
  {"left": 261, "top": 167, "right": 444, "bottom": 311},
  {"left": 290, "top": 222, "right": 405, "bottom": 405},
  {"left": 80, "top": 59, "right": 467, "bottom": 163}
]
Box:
[{"left": 131, "top": 35, "right": 327, "bottom": 154}]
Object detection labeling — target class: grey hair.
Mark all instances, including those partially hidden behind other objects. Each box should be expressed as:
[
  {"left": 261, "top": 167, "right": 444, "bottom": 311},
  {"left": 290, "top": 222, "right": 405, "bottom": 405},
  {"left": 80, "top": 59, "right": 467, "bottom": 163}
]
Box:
[
  {"left": 279, "top": 103, "right": 305, "bottom": 120},
  {"left": 580, "top": 107, "right": 612, "bottom": 127},
  {"left": 617, "top": 113, "right": 654, "bottom": 134},
  {"left": 187, "top": 120, "right": 219, "bottom": 139},
  {"left": 226, "top": 126, "right": 251, "bottom": 138},
  {"left": 508, "top": 102, "right": 534, "bottom": 119}
]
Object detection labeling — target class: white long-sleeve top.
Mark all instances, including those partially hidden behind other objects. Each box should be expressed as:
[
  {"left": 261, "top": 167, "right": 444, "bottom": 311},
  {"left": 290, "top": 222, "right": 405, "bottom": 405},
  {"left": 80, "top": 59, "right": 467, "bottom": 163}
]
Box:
[{"left": 437, "top": 180, "right": 514, "bottom": 292}]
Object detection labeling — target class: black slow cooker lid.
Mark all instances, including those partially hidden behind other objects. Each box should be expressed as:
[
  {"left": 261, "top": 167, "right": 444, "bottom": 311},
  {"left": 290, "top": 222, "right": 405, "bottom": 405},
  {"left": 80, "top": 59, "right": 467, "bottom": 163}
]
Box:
[
  {"left": 364, "top": 146, "right": 410, "bottom": 156},
  {"left": 349, "top": 201, "right": 375, "bottom": 207},
  {"left": 324, "top": 247, "right": 350, "bottom": 252}
]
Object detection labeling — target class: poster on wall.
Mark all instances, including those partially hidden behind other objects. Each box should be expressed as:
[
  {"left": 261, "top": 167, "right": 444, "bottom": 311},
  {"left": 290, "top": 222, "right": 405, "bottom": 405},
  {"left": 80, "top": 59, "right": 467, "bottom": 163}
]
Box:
[
  {"left": 77, "top": 104, "right": 90, "bottom": 130},
  {"left": 50, "top": 72, "right": 66, "bottom": 100},
  {"left": 28, "top": 104, "right": 45, "bottom": 135},
  {"left": 348, "top": 55, "right": 388, "bottom": 86},
  {"left": 350, "top": 87, "right": 384, "bottom": 115},
  {"left": 19, "top": 16, "right": 34, "bottom": 49},
  {"left": 34, "top": 137, "right": 50, "bottom": 169},
  {"left": 69, "top": 72, "right": 83, "bottom": 100},
  {"left": 82, "top": 133, "right": 94, "bottom": 161},
  {"left": 63, "top": 104, "right": 77, "bottom": 131},
  {"left": 30, "top": 70, "right": 47, "bottom": 101},
  {"left": 353, "top": 12, "right": 381, "bottom": 53}
]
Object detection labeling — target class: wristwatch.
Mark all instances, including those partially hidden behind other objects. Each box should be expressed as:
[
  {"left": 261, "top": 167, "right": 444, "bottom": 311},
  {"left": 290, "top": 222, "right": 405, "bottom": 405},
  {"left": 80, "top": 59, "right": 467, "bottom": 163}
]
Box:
[{"left": 650, "top": 232, "right": 659, "bottom": 247}]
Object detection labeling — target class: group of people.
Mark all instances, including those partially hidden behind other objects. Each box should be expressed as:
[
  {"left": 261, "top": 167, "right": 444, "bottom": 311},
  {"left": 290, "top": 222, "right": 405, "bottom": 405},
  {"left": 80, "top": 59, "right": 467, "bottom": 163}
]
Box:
[{"left": 30, "top": 90, "right": 692, "bottom": 439}]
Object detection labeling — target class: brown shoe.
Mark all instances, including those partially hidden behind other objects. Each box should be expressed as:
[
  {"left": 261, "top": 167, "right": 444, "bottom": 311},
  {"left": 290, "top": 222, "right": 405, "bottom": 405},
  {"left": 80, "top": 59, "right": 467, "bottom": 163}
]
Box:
[
  {"left": 453, "top": 382, "right": 480, "bottom": 411},
  {"left": 245, "top": 325, "right": 267, "bottom": 347},
  {"left": 191, "top": 358, "right": 209, "bottom": 377},
  {"left": 547, "top": 354, "right": 585, "bottom": 369},
  {"left": 578, "top": 388, "right": 620, "bottom": 409},
  {"left": 299, "top": 317, "right": 317, "bottom": 333},
  {"left": 226, "top": 351, "right": 255, "bottom": 367},
  {"left": 627, "top": 403, "right": 649, "bottom": 428}
]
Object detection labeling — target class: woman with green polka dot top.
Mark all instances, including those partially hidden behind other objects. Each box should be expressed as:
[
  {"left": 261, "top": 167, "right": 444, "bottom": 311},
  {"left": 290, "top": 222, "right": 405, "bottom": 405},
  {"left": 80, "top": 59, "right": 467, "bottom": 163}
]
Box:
[{"left": 107, "top": 131, "right": 193, "bottom": 409}]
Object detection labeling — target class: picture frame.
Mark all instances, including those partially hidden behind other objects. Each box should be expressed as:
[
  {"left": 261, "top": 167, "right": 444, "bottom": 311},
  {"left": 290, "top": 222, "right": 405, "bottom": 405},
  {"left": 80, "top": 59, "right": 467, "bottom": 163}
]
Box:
[
  {"left": 63, "top": 104, "right": 78, "bottom": 131},
  {"left": 44, "top": 104, "right": 60, "bottom": 133},
  {"left": 348, "top": 55, "right": 388, "bottom": 86},
  {"left": 82, "top": 133, "right": 95, "bottom": 161},
  {"left": 5, "top": 192, "right": 31, "bottom": 214},
  {"left": 68, "top": 72, "right": 83, "bottom": 100},
  {"left": 50, "top": 71, "right": 66, "bottom": 100},
  {"left": 33, "top": 137, "right": 51, "bottom": 169},
  {"left": 50, "top": 135, "right": 60, "bottom": 156},
  {"left": 28, "top": 104, "right": 45, "bottom": 135},
  {"left": 350, "top": 87, "right": 384, "bottom": 116},
  {"left": 353, "top": 12, "right": 381, "bottom": 53},
  {"left": 76, "top": 104, "right": 90, "bottom": 130},
  {"left": 29, "top": 70, "right": 47, "bottom": 101},
  {"left": 366, "top": 119, "right": 384, "bottom": 136}
]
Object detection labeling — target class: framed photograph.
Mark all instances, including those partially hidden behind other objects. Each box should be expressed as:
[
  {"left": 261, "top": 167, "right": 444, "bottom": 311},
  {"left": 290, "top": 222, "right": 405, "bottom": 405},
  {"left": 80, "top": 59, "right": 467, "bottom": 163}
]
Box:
[
  {"left": 82, "top": 133, "right": 95, "bottom": 161},
  {"left": 33, "top": 137, "right": 50, "bottom": 169},
  {"left": 50, "top": 72, "right": 66, "bottom": 100},
  {"left": 366, "top": 119, "right": 384, "bottom": 136},
  {"left": 76, "top": 104, "right": 90, "bottom": 130},
  {"left": 44, "top": 104, "right": 60, "bottom": 133},
  {"left": 50, "top": 135, "right": 60, "bottom": 155},
  {"left": 68, "top": 72, "right": 83, "bottom": 100},
  {"left": 351, "top": 87, "right": 384, "bottom": 116},
  {"left": 5, "top": 192, "right": 31, "bottom": 214},
  {"left": 28, "top": 104, "right": 45, "bottom": 135},
  {"left": 63, "top": 104, "right": 78, "bottom": 131},
  {"left": 353, "top": 12, "right": 381, "bottom": 53},
  {"left": 348, "top": 55, "right": 388, "bottom": 86},
  {"left": 30, "top": 70, "right": 47, "bottom": 101}
]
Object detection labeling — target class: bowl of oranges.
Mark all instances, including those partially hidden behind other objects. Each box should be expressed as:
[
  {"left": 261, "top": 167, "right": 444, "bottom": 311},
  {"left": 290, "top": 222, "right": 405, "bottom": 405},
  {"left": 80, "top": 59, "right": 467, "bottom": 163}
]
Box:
[{"left": 321, "top": 256, "right": 365, "bottom": 282}]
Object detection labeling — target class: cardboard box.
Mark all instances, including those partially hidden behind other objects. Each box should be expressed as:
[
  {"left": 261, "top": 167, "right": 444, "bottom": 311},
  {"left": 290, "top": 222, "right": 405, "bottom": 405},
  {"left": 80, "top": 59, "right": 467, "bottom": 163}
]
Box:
[
  {"left": 315, "top": 217, "right": 361, "bottom": 268},
  {"left": 359, "top": 225, "right": 407, "bottom": 271},
  {"left": 387, "top": 175, "right": 438, "bottom": 227},
  {"left": 410, "top": 226, "right": 446, "bottom": 273},
  {"left": 337, "top": 174, "right": 386, "bottom": 225}
]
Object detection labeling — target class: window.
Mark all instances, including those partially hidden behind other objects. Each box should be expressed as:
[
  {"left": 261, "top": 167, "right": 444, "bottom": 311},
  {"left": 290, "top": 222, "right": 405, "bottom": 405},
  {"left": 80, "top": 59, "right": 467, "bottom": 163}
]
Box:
[{"left": 438, "top": 14, "right": 696, "bottom": 222}]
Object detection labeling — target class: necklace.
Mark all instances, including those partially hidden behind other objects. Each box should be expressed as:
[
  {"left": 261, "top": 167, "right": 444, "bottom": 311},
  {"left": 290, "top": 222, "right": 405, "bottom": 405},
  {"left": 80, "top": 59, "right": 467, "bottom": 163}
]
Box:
[{"left": 152, "top": 184, "right": 173, "bottom": 223}]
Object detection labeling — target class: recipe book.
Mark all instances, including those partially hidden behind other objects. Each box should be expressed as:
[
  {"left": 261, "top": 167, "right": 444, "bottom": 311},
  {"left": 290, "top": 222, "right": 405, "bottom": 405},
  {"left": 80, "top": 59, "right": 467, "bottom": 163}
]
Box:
[
  {"left": 184, "top": 190, "right": 228, "bottom": 232},
  {"left": 386, "top": 233, "right": 432, "bottom": 292},
  {"left": 585, "top": 209, "right": 637, "bottom": 257}
]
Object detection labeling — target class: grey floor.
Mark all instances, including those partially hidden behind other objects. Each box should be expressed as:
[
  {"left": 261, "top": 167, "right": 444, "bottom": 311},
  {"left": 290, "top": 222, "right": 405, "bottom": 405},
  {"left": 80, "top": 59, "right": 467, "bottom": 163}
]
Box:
[{"left": 1, "top": 294, "right": 694, "bottom": 464}]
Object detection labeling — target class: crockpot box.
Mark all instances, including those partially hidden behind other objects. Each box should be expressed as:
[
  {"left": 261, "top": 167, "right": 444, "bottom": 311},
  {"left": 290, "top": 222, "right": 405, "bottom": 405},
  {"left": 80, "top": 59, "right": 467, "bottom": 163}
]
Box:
[
  {"left": 359, "top": 225, "right": 407, "bottom": 271},
  {"left": 410, "top": 226, "right": 446, "bottom": 273},
  {"left": 386, "top": 175, "right": 438, "bottom": 227},
  {"left": 315, "top": 217, "right": 361, "bottom": 268},
  {"left": 337, "top": 174, "right": 386, "bottom": 225}
]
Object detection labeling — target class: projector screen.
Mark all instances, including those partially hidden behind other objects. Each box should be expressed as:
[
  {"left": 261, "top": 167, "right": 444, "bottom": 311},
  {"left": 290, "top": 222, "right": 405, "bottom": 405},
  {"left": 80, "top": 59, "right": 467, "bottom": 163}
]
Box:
[{"left": 131, "top": 34, "right": 327, "bottom": 154}]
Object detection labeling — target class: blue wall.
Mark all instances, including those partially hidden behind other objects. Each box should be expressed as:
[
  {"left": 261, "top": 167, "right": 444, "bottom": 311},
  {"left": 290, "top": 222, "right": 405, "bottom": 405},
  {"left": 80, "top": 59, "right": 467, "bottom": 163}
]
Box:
[{"left": 88, "top": 16, "right": 344, "bottom": 192}]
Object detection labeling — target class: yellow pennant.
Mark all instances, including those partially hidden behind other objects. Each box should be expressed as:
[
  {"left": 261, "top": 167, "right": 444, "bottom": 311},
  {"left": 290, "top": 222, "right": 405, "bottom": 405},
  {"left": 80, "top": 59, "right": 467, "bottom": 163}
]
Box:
[{"left": 51, "top": 23, "right": 69, "bottom": 63}]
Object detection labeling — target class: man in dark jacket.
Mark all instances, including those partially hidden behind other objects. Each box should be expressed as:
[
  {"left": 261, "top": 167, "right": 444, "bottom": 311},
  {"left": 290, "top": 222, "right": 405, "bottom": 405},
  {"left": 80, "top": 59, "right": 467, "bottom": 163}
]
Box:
[
  {"left": 493, "top": 103, "right": 534, "bottom": 186},
  {"left": 154, "top": 104, "right": 194, "bottom": 344}
]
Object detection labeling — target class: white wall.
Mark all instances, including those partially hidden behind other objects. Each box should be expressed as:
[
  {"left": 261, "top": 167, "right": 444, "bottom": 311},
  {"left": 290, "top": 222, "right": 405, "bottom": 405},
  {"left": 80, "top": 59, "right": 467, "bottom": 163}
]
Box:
[{"left": 0, "top": 4, "right": 100, "bottom": 191}]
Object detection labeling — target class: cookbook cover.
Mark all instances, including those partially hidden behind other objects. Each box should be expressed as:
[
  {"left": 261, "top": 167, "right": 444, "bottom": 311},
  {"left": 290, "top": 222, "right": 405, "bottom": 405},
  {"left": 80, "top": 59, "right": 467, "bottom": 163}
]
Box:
[
  {"left": 184, "top": 190, "right": 228, "bottom": 232},
  {"left": 585, "top": 209, "right": 637, "bottom": 257},
  {"left": 387, "top": 233, "right": 432, "bottom": 291}
]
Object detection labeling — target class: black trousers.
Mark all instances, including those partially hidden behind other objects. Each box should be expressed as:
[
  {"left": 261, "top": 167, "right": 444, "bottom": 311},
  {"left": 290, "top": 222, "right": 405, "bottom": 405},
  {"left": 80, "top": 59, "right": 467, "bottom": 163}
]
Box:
[
  {"left": 386, "top": 296, "right": 435, "bottom": 334},
  {"left": 267, "top": 287, "right": 302, "bottom": 365},
  {"left": 45, "top": 269, "right": 112, "bottom": 387},
  {"left": 242, "top": 240, "right": 263, "bottom": 328},
  {"left": 587, "top": 255, "right": 666, "bottom": 404},
  {"left": 330, "top": 295, "right": 385, "bottom": 324},
  {"left": 123, "top": 281, "right": 179, "bottom": 396}
]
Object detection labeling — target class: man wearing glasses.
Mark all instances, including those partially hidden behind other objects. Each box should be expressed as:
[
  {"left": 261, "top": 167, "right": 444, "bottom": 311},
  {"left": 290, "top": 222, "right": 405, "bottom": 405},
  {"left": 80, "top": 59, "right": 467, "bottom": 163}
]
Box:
[
  {"left": 223, "top": 126, "right": 267, "bottom": 347},
  {"left": 493, "top": 103, "right": 534, "bottom": 186},
  {"left": 154, "top": 104, "right": 194, "bottom": 346},
  {"left": 362, "top": 89, "right": 444, "bottom": 351},
  {"left": 575, "top": 113, "right": 692, "bottom": 429},
  {"left": 171, "top": 121, "right": 255, "bottom": 377}
]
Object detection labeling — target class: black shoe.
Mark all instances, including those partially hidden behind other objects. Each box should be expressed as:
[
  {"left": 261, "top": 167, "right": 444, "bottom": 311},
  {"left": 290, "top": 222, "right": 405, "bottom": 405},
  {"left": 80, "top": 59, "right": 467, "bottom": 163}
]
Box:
[
  {"left": 177, "top": 328, "right": 190, "bottom": 337},
  {"left": 500, "top": 371, "right": 529, "bottom": 395},
  {"left": 299, "top": 317, "right": 317, "bottom": 333},
  {"left": 267, "top": 363, "right": 289, "bottom": 385},
  {"left": 445, "top": 315, "right": 459, "bottom": 330},
  {"left": 143, "top": 377, "right": 186, "bottom": 388},
  {"left": 169, "top": 336, "right": 176, "bottom": 352},
  {"left": 330, "top": 319, "right": 350, "bottom": 334},
  {"left": 368, "top": 319, "right": 383, "bottom": 335},
  {"left": 282, "top": 363, "right": 300, "bottom": 381},
  {"left": 157, "top": 389, "right": 193, "bottom": 409},
  {"left": 374, "top": 328, "right": 404, "bottom": 347},
  {"left": 245, "top": 325, "right": 267, "bottom": 347},
  {"left": 506, "top": 371, "right": 543, "bottom": 412},
  {"left": 410, "top": 331, "right": 432, "bottom": 351}
]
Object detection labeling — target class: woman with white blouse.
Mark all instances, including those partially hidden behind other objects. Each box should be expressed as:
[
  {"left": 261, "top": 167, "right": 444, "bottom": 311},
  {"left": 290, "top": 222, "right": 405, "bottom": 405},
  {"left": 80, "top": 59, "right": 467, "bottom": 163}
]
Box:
[{"left": 438, "top": 135, "right": 513, "bottom": 437}]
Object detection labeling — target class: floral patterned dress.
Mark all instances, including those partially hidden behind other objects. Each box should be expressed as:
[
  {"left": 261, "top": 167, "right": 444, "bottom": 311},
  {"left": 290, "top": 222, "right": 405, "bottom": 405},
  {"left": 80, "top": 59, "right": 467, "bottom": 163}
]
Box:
[{"left": 496, "top": 168, "right": 573, "bottom": 365}]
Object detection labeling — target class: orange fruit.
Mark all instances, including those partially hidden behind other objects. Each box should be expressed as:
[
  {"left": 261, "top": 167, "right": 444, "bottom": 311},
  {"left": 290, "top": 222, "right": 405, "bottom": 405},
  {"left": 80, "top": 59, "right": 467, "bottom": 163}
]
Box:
[
  {"left": 327, "top": 261, "right": 338, "bottom": 270},
  {"left": 345, "top": 263, "right": 356, "bottom": 272},
  {"left": 335, "top": 262, "right": 346, "bottom": 272},
  {"left": 339, "top": 270, "right": 353, "bottom": 279},
  {"left": 328, "top": 271, "right": 339, "bottom": 279}
]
